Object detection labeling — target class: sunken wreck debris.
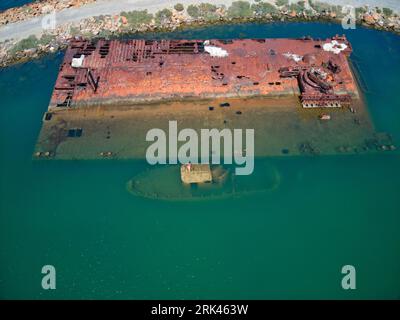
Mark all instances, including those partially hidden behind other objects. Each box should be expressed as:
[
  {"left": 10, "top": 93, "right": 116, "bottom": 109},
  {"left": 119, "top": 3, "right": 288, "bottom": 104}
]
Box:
[
  {"left": 48, "top": 35, "right": 357, "bottom": 109},
  {"left": 36, "top": 35, "right": 390, "bottom": 160}
]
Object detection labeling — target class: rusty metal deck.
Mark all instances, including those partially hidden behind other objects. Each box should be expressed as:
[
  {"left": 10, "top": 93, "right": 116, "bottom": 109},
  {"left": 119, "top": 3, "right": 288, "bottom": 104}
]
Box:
[{"left": 49, "top": 35, "right": 357, "bottom": 109}]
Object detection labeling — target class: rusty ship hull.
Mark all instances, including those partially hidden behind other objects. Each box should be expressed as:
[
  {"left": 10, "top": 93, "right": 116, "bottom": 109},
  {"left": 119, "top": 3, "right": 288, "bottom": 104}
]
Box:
[
  {"left": 34, "top": 35, "right": 389, "bottom": 160},
  {"left": 49, "top": 36, "right": 357, "bottom": 109}
]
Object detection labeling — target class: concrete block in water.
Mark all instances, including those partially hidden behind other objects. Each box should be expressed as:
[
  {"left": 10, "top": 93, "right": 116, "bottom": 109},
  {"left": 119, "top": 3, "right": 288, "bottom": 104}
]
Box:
[{"left": 180, "top": 164, "right": 212, "bottom": 184}]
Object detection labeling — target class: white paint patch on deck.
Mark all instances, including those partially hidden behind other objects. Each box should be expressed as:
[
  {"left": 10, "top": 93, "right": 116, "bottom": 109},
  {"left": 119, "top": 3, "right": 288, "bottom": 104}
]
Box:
[
  {"left": 204, "top": 44, "right": 229, "bottom": 58},
  {"left": 283, "top": 52, "right": 303, "bottom": 62},
  {"left": 322, "top": 40, "right": 348, "bottom": 54}
]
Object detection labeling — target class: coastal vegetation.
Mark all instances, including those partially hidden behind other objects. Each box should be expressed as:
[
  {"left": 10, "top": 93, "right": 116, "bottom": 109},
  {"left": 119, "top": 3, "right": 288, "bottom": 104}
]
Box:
[
  {"left": 187, "top": 4, "right": 200, "bottom": 18},
  {"left": 227, "top": 1, "right": 253, "bottom": 18},
  {"left": 187, "top": 3, "right": 220, "bottom": 21},
  {"left": 174, "top": 3, "right": 185, "bottom": 12},
  {"left": 120, "top": 10, "right": 153, "bottom": 28},
  {"left": 310, "top": 1, "right": 343, "bottom": 17},
  {"left": 275, "top": 0, "right": 289, "bottom": 6},
  {"left": 252, "top": 2, "right": 277, "bottom": 15},
  {"left": 197, "top": 3, "right": 219, "bottom": 21},
  {"left": 8, "top": 35, "right": 39, "bottom": 55},
  {"left": 289, "top": 1, "right": 305, "bottom": 13},
  {"left": 1, "top": 0, "right": 399, "bottom": 67},
  {"left": 155, "top": 9, "right": 173, "bottom": 26},
  {"left": 382, "top": 8, "right": 393, "bottom": 17}
]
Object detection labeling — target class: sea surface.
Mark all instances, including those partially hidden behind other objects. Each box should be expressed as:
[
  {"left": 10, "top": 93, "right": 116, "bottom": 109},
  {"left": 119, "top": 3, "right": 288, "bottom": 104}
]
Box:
[
  {"left": 0, "top": 22, "right": 399, "bottom": 299},
  {"left": 0, "top": 0, "right": 34, "bottom": 12}
]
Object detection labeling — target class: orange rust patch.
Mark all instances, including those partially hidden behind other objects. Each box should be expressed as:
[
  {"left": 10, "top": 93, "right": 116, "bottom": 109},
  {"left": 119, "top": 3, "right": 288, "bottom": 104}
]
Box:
[{"left": 49, "top": 36, "right": 357, "bottom": 109}]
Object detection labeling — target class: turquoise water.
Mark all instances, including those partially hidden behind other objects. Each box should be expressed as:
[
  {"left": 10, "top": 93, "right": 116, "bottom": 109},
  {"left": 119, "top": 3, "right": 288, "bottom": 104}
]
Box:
[
  {"left": 0, "top": 22, "right": 399, "bottom": 299},
  {"left": 0, "top": 1, "right": 34, "bottom": 12}
]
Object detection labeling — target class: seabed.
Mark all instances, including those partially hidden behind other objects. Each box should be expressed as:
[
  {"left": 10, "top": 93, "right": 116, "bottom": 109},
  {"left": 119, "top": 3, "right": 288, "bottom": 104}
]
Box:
[{"left": 34, "top": 95, "right": 393, "bottom": 160}]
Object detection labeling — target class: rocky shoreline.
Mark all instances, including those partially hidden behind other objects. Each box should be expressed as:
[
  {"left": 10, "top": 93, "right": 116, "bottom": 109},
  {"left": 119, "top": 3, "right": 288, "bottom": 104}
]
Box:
[
  {"left": 0, "top": 0, "right": 96, "bottom": 25},
  {"left": 1, "top": 0, "right": 399, "bottom": 68}
]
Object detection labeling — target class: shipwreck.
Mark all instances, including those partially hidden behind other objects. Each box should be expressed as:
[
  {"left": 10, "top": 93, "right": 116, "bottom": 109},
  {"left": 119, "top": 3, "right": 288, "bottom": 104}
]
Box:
[
  {"left": 48, "top": 35, "right": 356, "bottom": 109},
  {"left": 34, "top": 35, "right": 388, "bottom": 160}
]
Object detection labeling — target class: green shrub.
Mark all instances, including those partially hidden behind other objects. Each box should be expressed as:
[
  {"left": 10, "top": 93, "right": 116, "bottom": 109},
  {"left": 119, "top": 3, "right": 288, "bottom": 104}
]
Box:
[
  {"left": 382, "top": 7, "right": 393, "bottom": 17},
  {"left": 275, "top": 0, "right": 288, "bottom": 6},
  {"left": 198, "top": 2, "right": 217, "bottom": 13},
  {"left": 155, "top": 8, "right": 173, "bottom": 25},
  {"left": 187, "top": 3, "right": 219, "bottom": 21},
  {"left": 289, "top": 2, "right": 305, "bottom": 12},
  {"left": 97, "top": 29, "right": 112, "bottom": 39},
  {"left": 187, "top": 4, "right": 200, "bottom": 18},
  {"left": 198, "top": 3, "right": 219, "bottom": 21},
  {"left": 69, "top": 26, "right": 80, "bottom": 36},
  {"left": 121, "top": 10, "right": 153, "bottom": 27},
  {"left": 174, "top": 3, "right": 184, "bottom": 12},
  {"left": 10, "top": 35, "right": 38, "bottom": 54},
  {"left": 309, "top": 1, "right": 331, "bottom": 12},
  {"left": 227, "top": 1, "right": 252, "bottom": 18},
  {"left": 355, "top": 6, "right": 367, "bottom": 17},
  {"left": 252, "top": 2, "right": 277, "bottom": 15},
  {"left": 39, "top": 33, "right": 56, "bottom": 45}
]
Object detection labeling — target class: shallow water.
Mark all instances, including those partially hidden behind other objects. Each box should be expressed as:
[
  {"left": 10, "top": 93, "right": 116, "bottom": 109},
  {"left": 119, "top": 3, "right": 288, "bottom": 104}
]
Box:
[{"left": 0, "top": 22, "right": 399, "bottom": 299}]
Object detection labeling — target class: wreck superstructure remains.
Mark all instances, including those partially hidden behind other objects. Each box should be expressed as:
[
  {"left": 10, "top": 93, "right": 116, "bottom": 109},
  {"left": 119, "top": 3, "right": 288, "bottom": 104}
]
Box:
[{"left": 49, "top": 35, "right": 356, "bottom": 109}]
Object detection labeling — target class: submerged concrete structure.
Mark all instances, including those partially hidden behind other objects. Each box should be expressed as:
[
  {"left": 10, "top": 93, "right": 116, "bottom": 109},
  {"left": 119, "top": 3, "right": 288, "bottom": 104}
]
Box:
[
  {"left": 49, "top": 35, "right": 356, "bottom": 109},
  {"left": 180, "top": 164, "right": 212, "bottom": 184}
]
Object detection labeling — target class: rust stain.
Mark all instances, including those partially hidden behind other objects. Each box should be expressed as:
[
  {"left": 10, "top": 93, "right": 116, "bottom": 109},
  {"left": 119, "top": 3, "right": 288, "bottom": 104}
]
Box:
[{"left": 49, "top": 35, "right": 356, "bottom": 109}]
